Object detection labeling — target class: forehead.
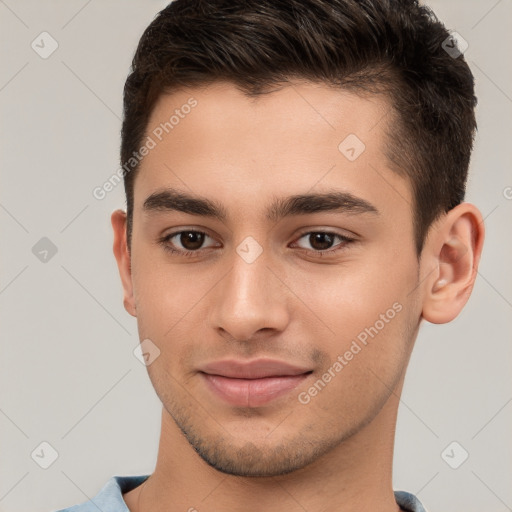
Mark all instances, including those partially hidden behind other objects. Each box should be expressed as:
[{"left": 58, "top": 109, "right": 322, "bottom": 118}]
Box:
[
  {"left": 146, "top": 80, "right": 388, "bottom": 157},
  {"left": 133, "top": 80, "right": 412, "bottom": 225}
]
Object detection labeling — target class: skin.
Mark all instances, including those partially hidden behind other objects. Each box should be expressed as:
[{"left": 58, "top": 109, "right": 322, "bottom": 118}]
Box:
[{"left": 113, "top": 81, "right": 484, "bottom": 512}]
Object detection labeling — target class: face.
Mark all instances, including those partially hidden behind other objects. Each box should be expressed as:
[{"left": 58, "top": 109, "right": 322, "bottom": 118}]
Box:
[{"left": 122, "top": 81, "right": 424, "bottom": 476}]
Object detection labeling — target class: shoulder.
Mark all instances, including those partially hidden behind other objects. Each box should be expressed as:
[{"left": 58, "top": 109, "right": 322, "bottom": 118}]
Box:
[
  {"left": 52, "top": 475, "right": 151, "bottom": 512},
  {"left": 394, "top": 490, "right": 429, "bottom": 512}
]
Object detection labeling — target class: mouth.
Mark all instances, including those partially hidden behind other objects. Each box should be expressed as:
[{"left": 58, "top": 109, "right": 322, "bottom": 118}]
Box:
[{"left": 198, "top": 358, "right": 313, "bottom": 407}]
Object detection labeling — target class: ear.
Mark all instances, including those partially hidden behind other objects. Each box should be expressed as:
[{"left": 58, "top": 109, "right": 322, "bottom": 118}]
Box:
[
  {"left": 111, "top": 209, "right": 137, "bottom": 317},
  {"left": 421, "top": 202, "right": 485, "bottom": 324}
]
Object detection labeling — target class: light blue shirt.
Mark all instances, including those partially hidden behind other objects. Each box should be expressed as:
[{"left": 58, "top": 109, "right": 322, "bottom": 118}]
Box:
[{"left": 54, "top": 475, "right": 428, "bottom": 512}]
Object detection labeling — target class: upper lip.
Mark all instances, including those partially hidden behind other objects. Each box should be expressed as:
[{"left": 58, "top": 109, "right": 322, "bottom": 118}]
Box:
[{"left": 199, "top": 358, "right": 312, "bottom": 379}]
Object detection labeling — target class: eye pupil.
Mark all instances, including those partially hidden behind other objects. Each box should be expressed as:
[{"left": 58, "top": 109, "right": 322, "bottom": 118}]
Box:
[
  {"left": 181, "top": 231, "right": 204, "bottom": 250},
  {"left": 310, "top": 232, "right": 334, "bottom": 250}
]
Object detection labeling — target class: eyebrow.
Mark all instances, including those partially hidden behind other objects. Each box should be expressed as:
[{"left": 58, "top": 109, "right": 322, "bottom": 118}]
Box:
[{"left": 142, "top": 188, "right": 379, "bottom": 223}]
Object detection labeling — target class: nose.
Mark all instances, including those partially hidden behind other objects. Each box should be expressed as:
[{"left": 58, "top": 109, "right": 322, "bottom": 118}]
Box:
[{"left": 208, "top": 244, "right": 290, "bottom": 342}]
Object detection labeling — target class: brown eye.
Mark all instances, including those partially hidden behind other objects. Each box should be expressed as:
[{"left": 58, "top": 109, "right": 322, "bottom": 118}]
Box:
[
  {"left": 308, "top": 232, "right": 335, "bottom": 251},
  {"left": 292, "top": 231, "right": 354, "bottom": 256},
  {"left": 178, "top": 231, "right": 205, "bottom": 250},
  {"left": 160, "top": 230, "right": 218, "bottom": 256}
]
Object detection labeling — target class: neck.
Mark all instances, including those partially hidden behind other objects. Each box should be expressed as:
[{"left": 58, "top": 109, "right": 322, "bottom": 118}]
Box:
[{"left": 124, "top": 373, "right": 405, "bottom": 512}]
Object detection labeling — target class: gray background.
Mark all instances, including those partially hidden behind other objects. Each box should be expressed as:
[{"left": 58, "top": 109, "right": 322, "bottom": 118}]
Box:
[{"left": 0, "top": 1, "right": 511, "bottom": 511}]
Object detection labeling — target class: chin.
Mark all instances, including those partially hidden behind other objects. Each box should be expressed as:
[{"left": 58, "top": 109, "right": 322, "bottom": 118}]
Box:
[
  {"left": 178, "top": 420, "right": 346, "bottom": 478},
  {"left": 193, "top": 442, "right": 317, "bottom": 477}
]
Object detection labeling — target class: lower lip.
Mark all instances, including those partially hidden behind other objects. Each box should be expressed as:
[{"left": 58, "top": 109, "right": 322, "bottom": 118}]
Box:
[{"left": 201, "top": 372, "right": 311, "bottom": 407}]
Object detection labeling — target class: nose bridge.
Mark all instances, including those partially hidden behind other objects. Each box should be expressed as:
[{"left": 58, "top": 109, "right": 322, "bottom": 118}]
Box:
[{"left": 210, "top": 240, "right": 289, "bottom": 341}]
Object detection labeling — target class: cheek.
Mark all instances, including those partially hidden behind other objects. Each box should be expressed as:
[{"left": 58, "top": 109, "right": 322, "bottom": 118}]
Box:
[
  {"left": 130, "top": 253, "right": 206, "bottom": 340},
  {"left": 289, "top": 253, "right": 417, "bottom": 365},
  {"left": 294, "top": 256, "right": 411, "bottom": 323},
  {"left": 295, "top": 269, "right": 415, "bottom": 420}
]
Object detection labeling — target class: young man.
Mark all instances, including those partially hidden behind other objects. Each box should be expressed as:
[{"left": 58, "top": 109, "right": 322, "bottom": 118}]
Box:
[{"left": 57, "top": 0, "right": 484, "bottom": 510}]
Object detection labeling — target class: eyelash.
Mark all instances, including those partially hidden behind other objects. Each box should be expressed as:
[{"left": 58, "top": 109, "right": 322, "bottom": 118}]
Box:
[{"left": 157, "top": 230, "right": 355, "bottom": 258}]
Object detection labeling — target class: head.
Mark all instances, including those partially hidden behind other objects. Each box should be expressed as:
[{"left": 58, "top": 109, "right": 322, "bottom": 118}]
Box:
[
  {"left": 121, "top": 0, "right": 477, "bottom": 256},
  {"left": 113, "top": 0, "right": 484, "bottom": 477}
]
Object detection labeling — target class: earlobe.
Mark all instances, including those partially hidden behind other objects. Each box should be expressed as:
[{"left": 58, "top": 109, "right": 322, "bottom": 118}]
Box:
[
  {"left": 111, "top": 209, "right": 137, "bottom": 317},
  {"left": 421, "top": 203, "right": 485, "bottom": 324}
]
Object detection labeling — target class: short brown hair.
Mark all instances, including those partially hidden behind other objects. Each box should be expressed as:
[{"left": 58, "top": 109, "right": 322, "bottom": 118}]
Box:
[{"left": 121, "top": 0, "right": 477, "bottom": 255}]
